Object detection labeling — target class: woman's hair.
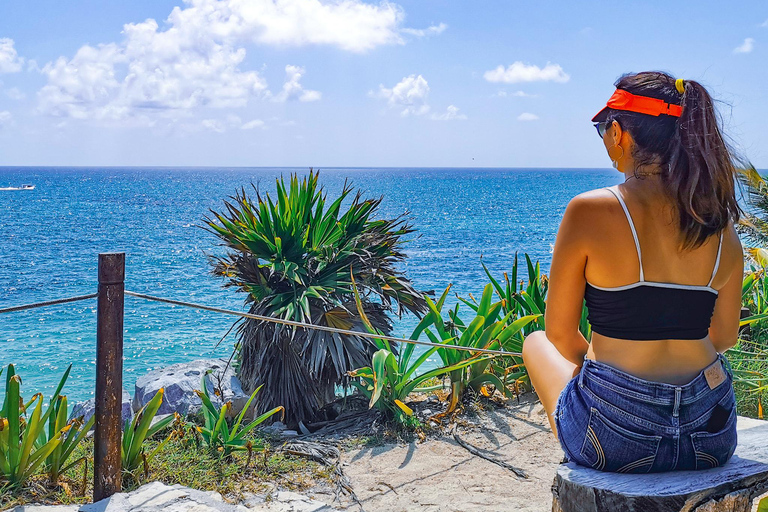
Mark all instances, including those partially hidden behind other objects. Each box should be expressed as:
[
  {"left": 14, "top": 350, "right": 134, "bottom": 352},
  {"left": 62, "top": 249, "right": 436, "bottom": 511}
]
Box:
[{"left": 604, "top": 71, "right": 745, "bottom": 251}]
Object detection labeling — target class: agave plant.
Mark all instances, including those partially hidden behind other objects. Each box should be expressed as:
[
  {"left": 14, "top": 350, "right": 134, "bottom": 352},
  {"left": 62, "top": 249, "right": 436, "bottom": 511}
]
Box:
[
  {"left": 0, "top": 364, "right": 72, "bottom": 488},
  {"left": 204, "top": 169, "right": 428, "bottom": 426},
  {"left": 424, "top": 283, "right": 540, "bottom": 413},
  {"left": 347, "top": 277, "right": 480, "bottom": 425},
  {"left": 194, "top": 371, "right": 284, "bottom": 457},
  {"left": 121, "top": 388, "right": 174, "bottom": 477},
  {"left": 37, "top": 364, "right": 95, "bottom": 484},
  {"left": 479, "top": 253, "right": 592, "bottom": 339}
]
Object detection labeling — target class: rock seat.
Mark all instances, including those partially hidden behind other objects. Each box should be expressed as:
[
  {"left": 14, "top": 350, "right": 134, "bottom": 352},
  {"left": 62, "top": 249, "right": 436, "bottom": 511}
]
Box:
[{"left": 552, "top": 416, "right": 768, "bottom": 512}]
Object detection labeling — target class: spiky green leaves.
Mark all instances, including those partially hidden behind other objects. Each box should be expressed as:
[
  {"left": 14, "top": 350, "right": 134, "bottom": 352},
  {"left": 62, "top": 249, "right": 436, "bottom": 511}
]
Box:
[{"left": 204, "top": 169, "right": 428, "bottom": 426}]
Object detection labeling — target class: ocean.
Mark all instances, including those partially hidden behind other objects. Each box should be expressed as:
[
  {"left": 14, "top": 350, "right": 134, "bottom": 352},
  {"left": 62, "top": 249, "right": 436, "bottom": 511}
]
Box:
[{"left": 0, "top": 167, "right": 639, "bottom": 403}]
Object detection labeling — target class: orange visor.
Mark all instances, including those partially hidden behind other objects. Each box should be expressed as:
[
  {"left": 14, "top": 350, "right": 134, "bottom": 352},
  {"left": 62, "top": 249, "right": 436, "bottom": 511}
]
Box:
[{"left": 591, "top": 89, "right": 683, "bottom": 122}]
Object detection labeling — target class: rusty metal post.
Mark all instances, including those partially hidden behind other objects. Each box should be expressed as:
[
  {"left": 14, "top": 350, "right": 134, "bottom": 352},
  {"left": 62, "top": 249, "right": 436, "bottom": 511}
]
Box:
[{"left": 94, "top": 253, "right": 125, "bottom": 501}]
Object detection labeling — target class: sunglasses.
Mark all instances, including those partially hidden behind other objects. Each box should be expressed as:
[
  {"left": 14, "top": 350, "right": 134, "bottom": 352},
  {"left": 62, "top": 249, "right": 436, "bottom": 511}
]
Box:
[{"left": 594, "top": 121, "right": 609, "bottom": 139}]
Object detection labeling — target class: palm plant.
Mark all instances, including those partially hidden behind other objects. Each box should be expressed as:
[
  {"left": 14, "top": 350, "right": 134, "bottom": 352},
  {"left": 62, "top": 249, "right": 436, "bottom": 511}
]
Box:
[
  {"left": 204, "top": 169, "right": 428, "bottom": 426},
  {"left": 735, "top": 164, "right": 768, "bottom": 248}
]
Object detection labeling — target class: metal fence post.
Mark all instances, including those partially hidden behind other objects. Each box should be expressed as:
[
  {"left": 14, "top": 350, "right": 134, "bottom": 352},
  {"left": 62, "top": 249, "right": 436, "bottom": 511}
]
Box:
[{"left": 94, "top": 252, "right": 125, "bottom": 501}]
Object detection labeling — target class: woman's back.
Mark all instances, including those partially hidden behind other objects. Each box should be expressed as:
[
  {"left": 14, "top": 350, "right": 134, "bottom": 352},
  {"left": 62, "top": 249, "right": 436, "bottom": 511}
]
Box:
[
  {"left": 523, "top": 70, "right": 747, "bottom": 474},
  {"left": 581, "top": 179, "right": 740, "bottom": 384}
]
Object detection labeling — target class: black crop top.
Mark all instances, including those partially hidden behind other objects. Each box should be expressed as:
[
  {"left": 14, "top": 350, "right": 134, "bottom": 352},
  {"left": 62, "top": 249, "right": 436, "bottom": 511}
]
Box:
[{"left": 584, "top": 186, "right": 723, "bottom": 341}]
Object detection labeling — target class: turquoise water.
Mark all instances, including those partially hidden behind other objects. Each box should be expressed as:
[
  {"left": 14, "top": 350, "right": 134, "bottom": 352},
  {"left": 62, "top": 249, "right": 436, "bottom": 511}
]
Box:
[{"left": 0, "top": 167, "right": 621, "bottom": 403}]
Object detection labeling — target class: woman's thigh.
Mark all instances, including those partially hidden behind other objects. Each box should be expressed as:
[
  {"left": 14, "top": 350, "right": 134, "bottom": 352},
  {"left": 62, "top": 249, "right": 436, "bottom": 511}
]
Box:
[{"left": 522, "top": 330, "right": 580, "bottom": 437}]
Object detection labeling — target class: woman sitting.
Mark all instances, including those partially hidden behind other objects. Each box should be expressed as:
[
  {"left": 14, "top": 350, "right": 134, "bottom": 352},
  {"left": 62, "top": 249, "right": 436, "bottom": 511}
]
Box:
[{"left": 522, "top": 71, "right": 746, "bottom": 473}]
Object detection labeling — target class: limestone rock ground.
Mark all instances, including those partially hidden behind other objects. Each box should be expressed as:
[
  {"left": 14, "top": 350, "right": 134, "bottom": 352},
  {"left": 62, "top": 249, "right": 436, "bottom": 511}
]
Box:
[
  {"left": 10, "top": 482, "right": 340, "bottom": 512},
  {"left": 11, "top": 393, "right": 768, "bottom": 511}
]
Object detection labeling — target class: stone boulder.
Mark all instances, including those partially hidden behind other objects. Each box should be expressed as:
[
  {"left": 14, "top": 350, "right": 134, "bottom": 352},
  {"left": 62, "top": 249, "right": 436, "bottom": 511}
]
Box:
[
  {"left": 133, "top": 359, "right": 250, "bottom": 418},
  {"left": 78, "top": 481, "right": 245, "bottom": 512},
  {"left": 70, "top": 389, "right": 133, "bottom": 428}
]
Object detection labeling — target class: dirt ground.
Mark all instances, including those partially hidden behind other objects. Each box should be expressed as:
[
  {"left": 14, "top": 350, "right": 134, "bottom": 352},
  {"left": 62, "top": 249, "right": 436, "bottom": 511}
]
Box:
[
  {"left": 301, "top": 392, "right": 768, "bottom": 512},
  {"left": 311, "top": 392, "right": 563, "bottom": 512}
]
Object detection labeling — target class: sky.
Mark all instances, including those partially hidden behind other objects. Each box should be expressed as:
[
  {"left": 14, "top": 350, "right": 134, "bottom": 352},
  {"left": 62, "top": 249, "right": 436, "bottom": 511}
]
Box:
[{"left": 0, "top": 0, "right": 766, "bottom": 168}]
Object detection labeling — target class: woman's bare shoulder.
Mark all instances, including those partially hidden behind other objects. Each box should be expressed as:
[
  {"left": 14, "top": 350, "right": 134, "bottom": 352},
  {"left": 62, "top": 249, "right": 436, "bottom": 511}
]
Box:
[
  {"left": 565, "top": 187, "right": 620, "bottom": 219},
  {"left": 722, "top": 221, "right": 744, "bottom": 270}
]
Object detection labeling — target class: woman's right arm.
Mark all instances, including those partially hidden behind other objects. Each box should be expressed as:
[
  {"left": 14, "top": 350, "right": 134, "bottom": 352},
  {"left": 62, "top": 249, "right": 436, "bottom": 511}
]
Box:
[{"left": 709, "top": 224, "right": 744, "bottom": 353}]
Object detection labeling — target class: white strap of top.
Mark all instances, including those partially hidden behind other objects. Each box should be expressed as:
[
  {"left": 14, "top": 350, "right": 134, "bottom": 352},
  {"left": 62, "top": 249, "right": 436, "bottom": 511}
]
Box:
[
  {"left": 606, "top": 186, "right": 725, "bottom": 289},
  {"left": 606, "top": 187, "right": 644, "bottom": 281},
  {"left": 707, "top": 231, "right": 724, "bottom": 287}
]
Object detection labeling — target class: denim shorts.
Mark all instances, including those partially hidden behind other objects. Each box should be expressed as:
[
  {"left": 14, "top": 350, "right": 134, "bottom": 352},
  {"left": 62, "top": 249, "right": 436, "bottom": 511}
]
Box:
[{"left": 554, "top": 353, "right": 737, "bottom": 473}]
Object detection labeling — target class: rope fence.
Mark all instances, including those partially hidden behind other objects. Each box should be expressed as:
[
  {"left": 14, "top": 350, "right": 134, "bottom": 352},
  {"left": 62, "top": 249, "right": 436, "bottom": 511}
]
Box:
[
  {"left": 1, "top": 252, "right": 527, "bottom": 500},
  {"left": 0, "top": 289, "right": 524, "bottom": 358},
  {"left": 0, "top": 293, "right": 97, "bottom": 314},
  {"left": 123, "top": 290, "right": 524, "bottom": 357}
]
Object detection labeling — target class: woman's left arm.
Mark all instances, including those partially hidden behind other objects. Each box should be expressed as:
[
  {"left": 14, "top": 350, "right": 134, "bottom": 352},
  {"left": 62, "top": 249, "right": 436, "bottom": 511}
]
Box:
[{"left": 544, "top": 194, "right": 592, "bottom": 367}]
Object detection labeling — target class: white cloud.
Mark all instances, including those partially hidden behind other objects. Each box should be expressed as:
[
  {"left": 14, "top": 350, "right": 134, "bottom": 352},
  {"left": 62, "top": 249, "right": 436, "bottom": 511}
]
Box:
[
  {"left": 167, "top": 0, "right": 405, "bottom": 53},
  {"left": 241, "top": 119, "right": 265, "bottom": 129},
  {"left": 201, "top": 118, "right": 226, "bottom": 132},
  {"left": 38, "top": 25, "right": 268, "bottom": 121},
  {"left": 271, "top": 65, "right": 321, "bottom": 102},
  {"left": 401, "top": 23, "right": 447, "bottom": 37},
  {"left": 5, "top": 87, "right": 25, "bottom": 100},
  {"left": 0, "top": 111, "right": 12, "bottom": 126},
  {"left": 517, "top": 112, "right": 539, "bottom": 121},
  {"left": 195, "top": 113, "right": 251, "bottom": 133},
  {"left": 484, "top": 62, "right": 570, "bottom": 84},
  {"left": 0, "top": 38, "right": 24, "bottom": 73},
  {"left": 495, "top": 90, "right": 535, "bottom": 98},
  {"left": 761, "top": 19, "right": 768, "bottom": 28},
  {"left": 431, "top": 105, "right": 466, "bottom": 121},
  {"left": 734, "top": 38, "right": 755, "bottom": 53},
  {"left": 374, "top": 74, "right": 430, "bottom": 116},
  {"left": 37, "top": 0, "right": 409, "bottom": 122}
]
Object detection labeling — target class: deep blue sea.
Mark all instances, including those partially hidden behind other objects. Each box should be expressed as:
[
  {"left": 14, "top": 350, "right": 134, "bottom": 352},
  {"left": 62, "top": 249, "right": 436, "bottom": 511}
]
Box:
[{"left": 0, "top": 167, "right": 635, "bottom": 403}]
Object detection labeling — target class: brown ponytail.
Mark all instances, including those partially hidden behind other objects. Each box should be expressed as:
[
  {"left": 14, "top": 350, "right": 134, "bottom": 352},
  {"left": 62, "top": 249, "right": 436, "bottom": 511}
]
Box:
[{"left": 604, "top": 71, "right": 746, "bottom": 251}]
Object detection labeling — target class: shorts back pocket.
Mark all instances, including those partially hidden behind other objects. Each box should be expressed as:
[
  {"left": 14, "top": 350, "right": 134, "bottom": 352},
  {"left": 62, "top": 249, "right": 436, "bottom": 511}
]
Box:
[
  {"left": 690, "top": 401, "right": 737, "bottom": 470},
  {"left": 579, "top": 407, "right": 662, "bottom": 473}
]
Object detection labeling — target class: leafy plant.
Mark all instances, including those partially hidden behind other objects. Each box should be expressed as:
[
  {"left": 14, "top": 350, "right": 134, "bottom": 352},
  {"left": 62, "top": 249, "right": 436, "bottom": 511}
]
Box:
[
  {"left": 424, "top": 283, "right": 540, "bottom": 413},
  {"left": 0, "top": 364, "right": 71, "bottom": 488},
  {"left": 204, "top": 169, "right": 428, "bottom": 426},
  {"left": 346, "top": 274, "right": 507, "bottom": 425},
  {"left": 727, "top": 165, "right": 768, "bottom": 418},
  {"left": 479, "top": 253, "right": 592, "bottom": 339},
  {"left": 121, "top": 388, "right": 174, "bottom": 477},
  {"left": 36, "top": 364, "right": 95, "bottom": 484},
  {"left": 725, "top": 263, "right": 768, "bottom": 419},
  {"left": 735, "top": 163, "right": 768, "bottom": 248},
  {"left": 194, "top": 371, "right": 284, "bottom": 457}
]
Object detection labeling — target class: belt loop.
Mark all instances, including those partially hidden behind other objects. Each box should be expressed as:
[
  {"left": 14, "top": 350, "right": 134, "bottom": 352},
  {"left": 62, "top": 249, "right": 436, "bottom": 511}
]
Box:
[
  {"left": 578, "top": 357, "right": 586, "bottom": 388},
  {"left": 673, "top": 387, "right": 682, "bottom": 417},
  {"left": 720, "top": 353, "right": 734, "bottom": 379}
]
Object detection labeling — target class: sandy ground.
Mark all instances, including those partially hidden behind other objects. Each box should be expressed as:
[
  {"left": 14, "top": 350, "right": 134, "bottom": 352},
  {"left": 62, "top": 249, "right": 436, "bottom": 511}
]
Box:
[
  {"left": 302, "top": 392, "right": 768, "bottom": 512},
  {"left": 312, "top": 393, "right": 563, "bottom": 512}
]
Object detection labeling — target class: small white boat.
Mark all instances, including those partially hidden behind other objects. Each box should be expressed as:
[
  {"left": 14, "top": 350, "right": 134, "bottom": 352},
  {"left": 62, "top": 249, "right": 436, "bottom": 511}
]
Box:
[{"left": 0, "top": 184, "right": 35, "bottom": 191}]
